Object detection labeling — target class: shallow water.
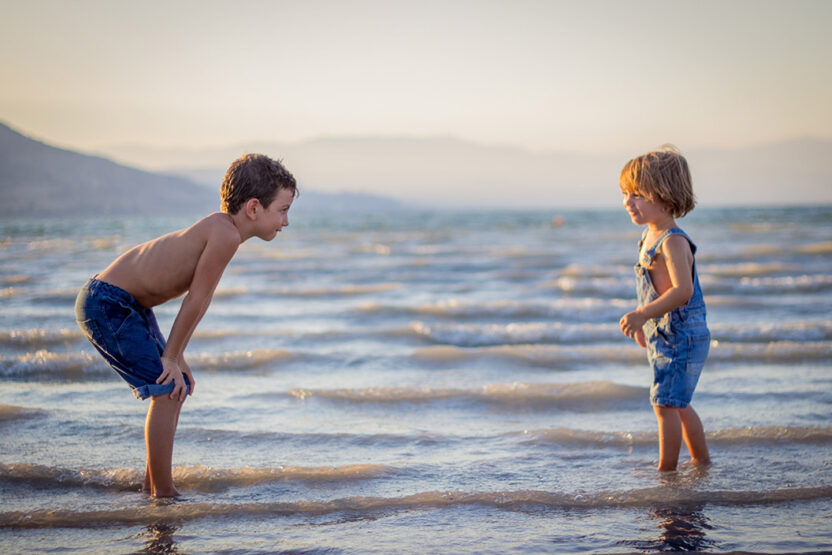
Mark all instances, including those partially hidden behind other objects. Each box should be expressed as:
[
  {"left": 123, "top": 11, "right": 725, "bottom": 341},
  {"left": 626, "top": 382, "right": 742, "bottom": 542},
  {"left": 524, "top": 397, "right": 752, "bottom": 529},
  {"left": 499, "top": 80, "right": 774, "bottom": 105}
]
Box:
[{"left": 1, "top": 207, "right": 831, "bottom": 553}]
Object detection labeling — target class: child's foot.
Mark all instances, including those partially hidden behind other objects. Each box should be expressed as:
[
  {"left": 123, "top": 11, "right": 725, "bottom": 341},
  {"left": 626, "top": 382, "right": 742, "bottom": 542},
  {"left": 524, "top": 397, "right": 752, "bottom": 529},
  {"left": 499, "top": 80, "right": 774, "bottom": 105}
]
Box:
[{"left": 151, "top": 487, "right": 181, "bottom": 498}]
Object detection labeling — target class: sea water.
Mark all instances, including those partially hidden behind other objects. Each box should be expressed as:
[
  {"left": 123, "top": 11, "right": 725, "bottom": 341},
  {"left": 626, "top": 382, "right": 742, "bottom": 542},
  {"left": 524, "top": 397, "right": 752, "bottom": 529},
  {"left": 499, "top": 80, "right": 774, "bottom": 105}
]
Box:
[{"left": 1, "top": 206, "right": 831, "bottom": 553}]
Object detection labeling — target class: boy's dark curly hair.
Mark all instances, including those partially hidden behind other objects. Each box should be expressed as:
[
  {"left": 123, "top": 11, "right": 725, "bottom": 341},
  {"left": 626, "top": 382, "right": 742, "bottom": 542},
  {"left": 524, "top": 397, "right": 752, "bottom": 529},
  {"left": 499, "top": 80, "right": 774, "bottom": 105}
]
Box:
[{"left": 220, "top": 154, "right": 297, "bottom": 214}]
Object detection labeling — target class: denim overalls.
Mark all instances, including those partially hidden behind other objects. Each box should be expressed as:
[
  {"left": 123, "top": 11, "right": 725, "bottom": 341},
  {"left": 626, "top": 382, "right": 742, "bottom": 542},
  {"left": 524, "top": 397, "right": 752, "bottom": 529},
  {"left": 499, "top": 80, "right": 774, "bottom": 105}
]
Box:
[{"left": 636, "top": 227, "right": 710, "bottom": 408}]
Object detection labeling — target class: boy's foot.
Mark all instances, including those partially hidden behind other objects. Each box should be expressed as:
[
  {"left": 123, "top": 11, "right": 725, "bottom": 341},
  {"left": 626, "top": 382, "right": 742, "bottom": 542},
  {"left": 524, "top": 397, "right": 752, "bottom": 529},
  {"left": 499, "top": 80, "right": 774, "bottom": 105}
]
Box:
[{"left": 151, "top": 487, "right": 181, "bottom": 498}]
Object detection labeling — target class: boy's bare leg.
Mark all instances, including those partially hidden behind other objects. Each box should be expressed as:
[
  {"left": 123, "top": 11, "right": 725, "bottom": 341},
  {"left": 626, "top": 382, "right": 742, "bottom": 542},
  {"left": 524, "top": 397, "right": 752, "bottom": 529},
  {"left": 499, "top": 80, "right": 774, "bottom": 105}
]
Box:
[
  {"left": 143, "top": 397, "right": 184, "bottom": 495},
  {"left": 143, "top": 462, "right": 151, "bottom": 493},
  {"left": 679, "top": 405, "right": 710, "bottom": 465},
  {"left": 144, "top": 395, "right": 183, "bottom": 497},
  {"left": 653, "top": 405, "right": 683, "bottom": 471}
]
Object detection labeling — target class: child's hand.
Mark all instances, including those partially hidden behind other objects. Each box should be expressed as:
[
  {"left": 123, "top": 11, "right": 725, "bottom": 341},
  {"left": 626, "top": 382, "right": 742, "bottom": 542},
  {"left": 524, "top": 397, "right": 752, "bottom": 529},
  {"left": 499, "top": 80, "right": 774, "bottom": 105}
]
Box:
[
  {"left": 158, "top": 356, "right": 188, "bottom": 401},
  {"left": 620, "top": 311, "right": 648, "bottom": 344},
  {"left": 178, "top": 356, "right": 195, "bottom": 396},
  {"left": 634, "top": 328, "right": 646, "bottom": 348}
]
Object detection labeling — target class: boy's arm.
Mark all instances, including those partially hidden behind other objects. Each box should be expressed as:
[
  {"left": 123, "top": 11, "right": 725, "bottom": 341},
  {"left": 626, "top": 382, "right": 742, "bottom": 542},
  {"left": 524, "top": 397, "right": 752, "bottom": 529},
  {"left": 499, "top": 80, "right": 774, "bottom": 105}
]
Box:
[
  {"left": 620, "top": 235, "right": 695, "bottom": 339},
  {"left": 158, "top": 226, "right": 240, "bottom": 399}
]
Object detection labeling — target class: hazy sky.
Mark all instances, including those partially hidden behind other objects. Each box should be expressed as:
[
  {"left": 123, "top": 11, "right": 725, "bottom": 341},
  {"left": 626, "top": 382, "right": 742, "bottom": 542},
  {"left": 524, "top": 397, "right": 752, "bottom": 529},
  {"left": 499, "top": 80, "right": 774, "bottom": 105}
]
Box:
[{"left": 1, "top": 0, "right": 831, "bottom": 155}]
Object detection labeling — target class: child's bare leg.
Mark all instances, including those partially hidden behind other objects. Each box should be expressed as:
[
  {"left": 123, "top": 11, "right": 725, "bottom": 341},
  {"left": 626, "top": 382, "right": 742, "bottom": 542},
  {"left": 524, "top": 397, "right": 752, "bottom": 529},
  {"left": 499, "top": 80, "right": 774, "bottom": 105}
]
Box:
[
  {"left": 679, "top": 405, "right": 710, "bottom": 465},
  {"left": 143, "top": 462, "right": 151, "bottom": 493},
  {"left": 143, "top": 398, "right": 184, "bottom": 494},
  {"left": 653, "top": 405, "right": 682, "bottom": 471},
  {"left": 144, "top": 395, "right": 183, "bottom": 497}
]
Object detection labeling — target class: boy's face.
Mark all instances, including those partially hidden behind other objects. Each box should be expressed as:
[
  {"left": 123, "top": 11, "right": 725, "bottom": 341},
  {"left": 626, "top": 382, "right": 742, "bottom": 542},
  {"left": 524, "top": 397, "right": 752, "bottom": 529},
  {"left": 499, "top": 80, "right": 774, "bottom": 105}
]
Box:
[
  {"left": 620, "top": 185, "right": 671, "bottom": 227},
  {"left": 255, "top": 188, "right": 295, "bottom": 241}
]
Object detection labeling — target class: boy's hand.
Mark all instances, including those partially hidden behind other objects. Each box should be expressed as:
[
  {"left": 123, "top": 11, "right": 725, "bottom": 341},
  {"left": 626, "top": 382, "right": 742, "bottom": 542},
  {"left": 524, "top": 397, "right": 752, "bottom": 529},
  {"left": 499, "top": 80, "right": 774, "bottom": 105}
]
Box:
[
  {"left": 178, "top": 356, "right": 195, "bottom": 396},
  {"left": 158, "top": 356, "right": 188, "bottom": 401},
  {"left": 620, "top": 311, "right": 648, "bottom": 344},
  {"left": 634, "top": 328, "right": 647, "bottom": 348}
]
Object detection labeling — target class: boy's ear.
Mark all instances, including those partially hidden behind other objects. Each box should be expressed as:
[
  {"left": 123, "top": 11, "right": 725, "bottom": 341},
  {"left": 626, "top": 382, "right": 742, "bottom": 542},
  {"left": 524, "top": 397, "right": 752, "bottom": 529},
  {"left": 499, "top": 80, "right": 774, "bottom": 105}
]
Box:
[{"left": 244, "top": 198, "right": 260, "bottom": 220}]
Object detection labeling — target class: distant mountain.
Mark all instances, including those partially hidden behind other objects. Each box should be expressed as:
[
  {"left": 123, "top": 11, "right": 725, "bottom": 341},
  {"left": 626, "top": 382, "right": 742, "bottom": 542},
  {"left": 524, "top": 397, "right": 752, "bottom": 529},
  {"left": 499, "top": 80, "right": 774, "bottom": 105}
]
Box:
[
  {"left": 103, "top": 136, "right": 832, "bottom": 209},
  {"left": 0, "top": 122, "right": 217, "bottom": 217},
  {"left": 0, "top": 122, "right": 405, "bottom": 216}
]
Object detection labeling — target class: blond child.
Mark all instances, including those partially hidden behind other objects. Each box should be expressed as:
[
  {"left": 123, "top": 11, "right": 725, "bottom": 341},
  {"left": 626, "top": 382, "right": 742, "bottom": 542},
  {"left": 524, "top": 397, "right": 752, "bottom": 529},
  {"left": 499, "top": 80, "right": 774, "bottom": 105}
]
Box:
[
  {"left": 618, "top": 145, "right": 711, "bottom": 471},
  {"left": 75, "top": 154, "right": 296, "bottom": 496}
]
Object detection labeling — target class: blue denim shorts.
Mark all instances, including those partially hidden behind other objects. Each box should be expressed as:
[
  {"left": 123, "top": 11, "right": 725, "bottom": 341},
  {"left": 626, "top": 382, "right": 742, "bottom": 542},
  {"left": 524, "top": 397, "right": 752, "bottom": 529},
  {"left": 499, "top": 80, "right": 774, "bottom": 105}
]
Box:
[
  {"left": 645, "top": 315, "right": 709, "bottom": 408},
  {"left": 75, "top": 277, "right": 190, "bottom": 400}
]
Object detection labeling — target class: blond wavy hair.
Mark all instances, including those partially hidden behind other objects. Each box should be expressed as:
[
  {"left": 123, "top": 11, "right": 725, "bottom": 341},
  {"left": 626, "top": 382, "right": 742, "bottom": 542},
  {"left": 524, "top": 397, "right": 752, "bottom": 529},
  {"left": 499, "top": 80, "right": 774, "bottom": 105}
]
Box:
[{"left": 619, "top": 144, "right": 696, "bottom": 218}]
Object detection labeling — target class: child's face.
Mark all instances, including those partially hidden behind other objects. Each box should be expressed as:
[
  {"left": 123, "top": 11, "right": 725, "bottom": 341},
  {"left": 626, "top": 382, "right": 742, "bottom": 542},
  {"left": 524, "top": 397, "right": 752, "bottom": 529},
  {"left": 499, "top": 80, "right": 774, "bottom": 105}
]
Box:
[
  {"left": 255, "top": 188, "right": 295, "bottom": 241},
  {"left": 620, "top": 186, "right": 671, "bottom": 227}
]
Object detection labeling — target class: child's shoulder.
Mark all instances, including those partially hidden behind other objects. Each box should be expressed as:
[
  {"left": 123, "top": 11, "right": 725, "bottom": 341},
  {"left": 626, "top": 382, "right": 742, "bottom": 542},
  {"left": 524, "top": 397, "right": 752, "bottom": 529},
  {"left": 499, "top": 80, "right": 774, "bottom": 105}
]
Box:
[
  {"left": 191, "top": 213, "right": 239, "bottom": 237},
  {"left": 184, "top": 213, "right": 242, "bottom": 253}
]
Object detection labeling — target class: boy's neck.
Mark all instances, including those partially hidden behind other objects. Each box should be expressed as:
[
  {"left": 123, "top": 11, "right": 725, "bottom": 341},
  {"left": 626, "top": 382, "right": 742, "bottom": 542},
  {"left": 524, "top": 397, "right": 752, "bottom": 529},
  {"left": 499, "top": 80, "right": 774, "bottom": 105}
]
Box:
[
  {"left": 647, "top": 214, "right": 677, "bottom": 233},
  {"left": 225, "top": 211, "right": 255, "bottom": 242}
]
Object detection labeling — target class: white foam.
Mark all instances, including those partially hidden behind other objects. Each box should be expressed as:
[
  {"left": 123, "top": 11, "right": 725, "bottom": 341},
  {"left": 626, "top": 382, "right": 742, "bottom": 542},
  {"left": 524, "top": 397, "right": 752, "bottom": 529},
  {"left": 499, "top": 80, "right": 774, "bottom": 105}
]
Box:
[
  {"left": 289, "top": 381, "right": 645, "bottom": 406},
  {"left": 3, "top": 486, "right": 830, "bottom": 528},
  {"left": 0, "top": 462, "right": 394, "bottom": 493}
]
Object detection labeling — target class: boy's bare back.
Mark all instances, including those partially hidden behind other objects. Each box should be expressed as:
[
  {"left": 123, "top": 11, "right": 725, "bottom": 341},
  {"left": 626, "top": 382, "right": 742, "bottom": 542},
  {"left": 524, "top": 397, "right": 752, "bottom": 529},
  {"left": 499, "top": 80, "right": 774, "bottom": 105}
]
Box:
[{"left": 97, "top": 213, "right": 241, "bottom": 309}]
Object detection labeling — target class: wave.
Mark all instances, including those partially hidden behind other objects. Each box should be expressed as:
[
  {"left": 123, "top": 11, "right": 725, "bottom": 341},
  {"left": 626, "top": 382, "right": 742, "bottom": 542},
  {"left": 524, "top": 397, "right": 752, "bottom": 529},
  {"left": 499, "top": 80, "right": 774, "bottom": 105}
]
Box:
[
  {"left": 0, "top": 350, "right": 106, "bottom": 378},
  {"left": 183, "top": 426, "right": 448, "bottom": 448},
  {"left": 189, "top": 349, "right": 294, "bottom": 371},
  {"left": 0, "top": 462, "right": 394, "bottom": 494},
  {"left": 708, "top": 340, "right": 832, "bottom": 362},
  {"left": 0, "top": 329, "right": 84, "bottom": 348},
  {"left": 540, "top": 276, "right": 632, "bottom": 298},
  {"left": 545, "top": 273, "right": 832, "bottom": 298},
  {"left": 797, "top": 241, "right": 832, "bottom": 255},
  {"left": 0, "top": 404, "right": 45, "bottom": 422},
  {"left": 359, "top": 298, "right": 631, "bottom": 321},
  {"left": 0, "top": 274, "right": 34, "bottom": 285},
  {"left": 3, "top": 486, "right": 830, "bottom": 528},
  {"left": 0, "top": 348, "right": 298, "bottom": 379},
  {"left": 711, "top": 321, "right": 832, "bottom": 342},
  {"left": 268, "top": 283, "right": 402, "bottom": 297},
  {"left": 413, "top": 344, "right": 644, "bottom": 367},
  {"left": 519, "top": 426, "right": 832, "bottom": 447},
  {"left": 408, "top": 320, "right": 832, "bottom": 347},
  {"left": 289, "top": 381, "right": 645, "bottom": 408},
  {"left": 4, "top": 339, "right": 829, "bottom": 381},
  {"left": 701, "top": 274, "right": 832, "bottom": 295},
  {"left": 700, "top": 262, "right": 801, "bottom": 277},
  {"left": 557, "top": 263, "right": 623, "bottom": 278},
  {"left": 412, "top": 341, "right": 832, "bottom": 366},
  {"left": 408, "top": 321, "right": 620, "bottom": 346},
  {"left": 0, "top": 287, "right": 20, "bottom": 298}
]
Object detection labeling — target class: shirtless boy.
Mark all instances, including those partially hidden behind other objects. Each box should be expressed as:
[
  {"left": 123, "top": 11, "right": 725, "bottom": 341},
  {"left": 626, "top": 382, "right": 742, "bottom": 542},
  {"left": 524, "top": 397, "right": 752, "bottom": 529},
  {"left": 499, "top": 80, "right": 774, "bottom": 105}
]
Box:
[{"left": 75, "top": 154, "right": 296, "bottom": 497}]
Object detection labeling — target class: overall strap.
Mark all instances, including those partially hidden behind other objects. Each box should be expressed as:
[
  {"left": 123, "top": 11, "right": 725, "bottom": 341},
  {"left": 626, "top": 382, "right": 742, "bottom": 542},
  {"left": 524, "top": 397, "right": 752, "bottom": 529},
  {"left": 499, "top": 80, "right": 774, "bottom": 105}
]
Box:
[{"left": 640, "top": 227, "right": 697, "bottom": 267}]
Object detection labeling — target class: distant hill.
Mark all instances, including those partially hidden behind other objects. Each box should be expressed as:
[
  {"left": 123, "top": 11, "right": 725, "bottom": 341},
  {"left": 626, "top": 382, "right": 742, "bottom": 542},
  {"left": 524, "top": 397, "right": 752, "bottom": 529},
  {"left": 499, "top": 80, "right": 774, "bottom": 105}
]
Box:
[
  {"left": 103, "top": 135, "right": 832, "bottom": 209},
  {"left": 0, "top": 122, "right": 218, "bottom": 217},
  {"left": 0, "top": 122, "right": 406, "bottom": 217}
]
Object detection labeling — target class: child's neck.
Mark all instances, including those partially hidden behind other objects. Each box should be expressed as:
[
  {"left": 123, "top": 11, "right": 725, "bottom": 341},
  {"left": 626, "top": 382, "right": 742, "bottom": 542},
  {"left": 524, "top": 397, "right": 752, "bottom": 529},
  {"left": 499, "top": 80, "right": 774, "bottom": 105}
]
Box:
[{"left": 646, "top": 214, "right": 677, "bottom": 234}]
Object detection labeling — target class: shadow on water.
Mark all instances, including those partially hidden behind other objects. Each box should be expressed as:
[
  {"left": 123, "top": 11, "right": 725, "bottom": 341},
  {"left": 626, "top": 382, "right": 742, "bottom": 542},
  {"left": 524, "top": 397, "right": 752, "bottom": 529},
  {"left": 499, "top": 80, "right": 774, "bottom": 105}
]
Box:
[
  {"left": 623, "top": 505, "right": 716, "bottom": 552},
  {"left": 618, "top": 467, "right": 717, "bottom": 552},
  {"left": 136, "top": 522, "right": 181, "bottom": 554}
]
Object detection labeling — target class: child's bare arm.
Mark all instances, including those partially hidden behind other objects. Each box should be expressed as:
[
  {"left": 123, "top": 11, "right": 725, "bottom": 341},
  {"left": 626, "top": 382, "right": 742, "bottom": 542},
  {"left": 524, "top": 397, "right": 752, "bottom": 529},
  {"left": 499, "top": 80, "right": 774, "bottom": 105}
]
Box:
[
  {"left": 156, "top": 225, "right": 240, "bottom": 399},
  {"left": 620, "top": 235, "right": 694, "bottom": 339}
]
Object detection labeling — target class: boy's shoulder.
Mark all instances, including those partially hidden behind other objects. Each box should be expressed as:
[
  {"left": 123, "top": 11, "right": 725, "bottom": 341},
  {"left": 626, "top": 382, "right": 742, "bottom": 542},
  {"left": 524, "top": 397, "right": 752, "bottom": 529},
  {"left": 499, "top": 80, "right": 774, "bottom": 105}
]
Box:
[
  {"left": 191, "top": 213, "right": 241, "bottom": 241},
  {"left": 182, "top": 213, "right": 243, "bottom": 258}
]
